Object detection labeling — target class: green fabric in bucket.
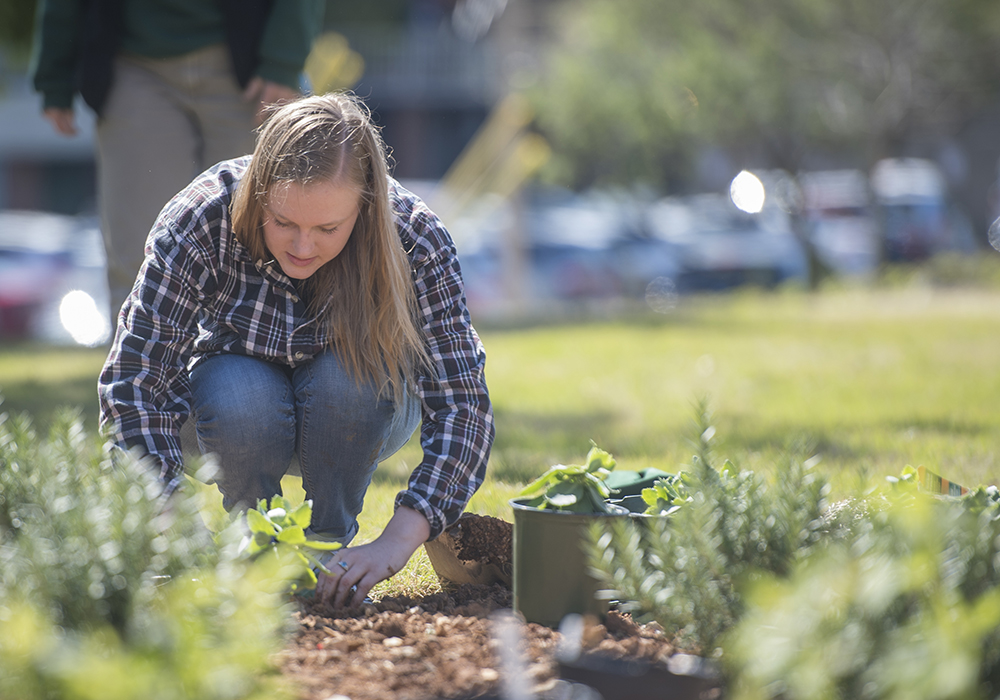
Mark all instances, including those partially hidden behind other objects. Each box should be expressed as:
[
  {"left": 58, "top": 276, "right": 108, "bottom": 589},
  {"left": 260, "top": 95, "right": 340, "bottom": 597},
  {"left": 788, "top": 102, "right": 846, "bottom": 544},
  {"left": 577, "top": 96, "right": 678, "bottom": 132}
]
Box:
[{"left": 603, "top": 468, "right": 674, "bottom": 497}]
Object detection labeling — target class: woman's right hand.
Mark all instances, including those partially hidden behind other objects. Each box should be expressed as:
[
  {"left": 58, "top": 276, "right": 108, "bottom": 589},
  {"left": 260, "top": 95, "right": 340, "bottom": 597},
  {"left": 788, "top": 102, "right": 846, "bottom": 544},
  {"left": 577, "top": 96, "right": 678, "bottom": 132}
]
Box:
[
  {"left": 44, "top": 107, "right": 77, "bottom": 136},
  {"left": 315, "top": 506, "right": 432, "bottom": 608}
]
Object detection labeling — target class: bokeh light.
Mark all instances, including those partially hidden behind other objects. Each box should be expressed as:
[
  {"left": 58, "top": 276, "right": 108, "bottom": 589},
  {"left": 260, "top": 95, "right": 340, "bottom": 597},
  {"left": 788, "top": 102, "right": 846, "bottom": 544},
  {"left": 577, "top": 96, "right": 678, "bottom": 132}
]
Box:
[
  {"left": 645, "top": 276, "right": 678, "bottom": 313},
  {"left": 730, "top": 170, "right": 766, "bottom": 214},
  {"left": 989, "top": 217, "right": 1000, "bottom": 252},
  {"left": 59, "top": 290, "right": 111, "bottom": 347}
]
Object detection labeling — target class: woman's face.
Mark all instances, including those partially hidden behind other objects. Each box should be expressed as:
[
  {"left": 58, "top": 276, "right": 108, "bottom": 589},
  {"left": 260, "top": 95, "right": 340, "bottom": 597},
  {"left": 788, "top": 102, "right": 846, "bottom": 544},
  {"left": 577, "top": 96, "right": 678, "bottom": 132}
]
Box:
[{"left": 262, "top": 178, "right": 362, "bottom": 279}]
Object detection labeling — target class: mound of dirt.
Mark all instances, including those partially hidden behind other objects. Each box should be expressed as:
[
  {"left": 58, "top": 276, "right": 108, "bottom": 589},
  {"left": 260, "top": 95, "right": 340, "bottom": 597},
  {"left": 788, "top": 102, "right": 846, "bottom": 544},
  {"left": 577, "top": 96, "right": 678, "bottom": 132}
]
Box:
[
  {"left": 447, "top": 513, "right": 513, "bottom": 570},
  {"left": 422, "top": 513, "right": 514, "bottom": 588}
]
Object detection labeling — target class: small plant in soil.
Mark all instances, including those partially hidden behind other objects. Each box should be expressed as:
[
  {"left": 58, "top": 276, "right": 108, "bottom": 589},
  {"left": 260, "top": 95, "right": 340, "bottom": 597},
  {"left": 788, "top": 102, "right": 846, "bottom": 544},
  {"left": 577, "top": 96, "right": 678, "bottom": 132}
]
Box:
[
  {"left": 640, "top": 471, "right": 690, "bottom": 516},
  {"left": 516, "top": 442, "right": 619, "bottom": 513},
  {"left": 241, "top": 496, "right": 342, "bottom": 593}
]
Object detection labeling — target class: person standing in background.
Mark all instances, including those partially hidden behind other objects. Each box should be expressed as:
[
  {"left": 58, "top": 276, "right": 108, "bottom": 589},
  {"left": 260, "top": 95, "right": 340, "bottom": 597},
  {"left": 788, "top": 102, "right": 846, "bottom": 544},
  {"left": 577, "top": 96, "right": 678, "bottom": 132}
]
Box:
[{"left": 30, "top": 0, "right": 324, "bottom": 320}]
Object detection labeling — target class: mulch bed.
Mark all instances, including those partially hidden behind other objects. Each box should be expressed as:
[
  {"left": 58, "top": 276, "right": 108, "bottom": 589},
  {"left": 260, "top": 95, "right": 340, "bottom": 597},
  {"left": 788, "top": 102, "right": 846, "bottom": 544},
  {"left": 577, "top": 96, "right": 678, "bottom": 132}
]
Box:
[
  {"left": 276, "top": 514, "right": 691, "bottom": 700},
  {"left": 280, "top": 586, "right": 678, "bottom": 700}
]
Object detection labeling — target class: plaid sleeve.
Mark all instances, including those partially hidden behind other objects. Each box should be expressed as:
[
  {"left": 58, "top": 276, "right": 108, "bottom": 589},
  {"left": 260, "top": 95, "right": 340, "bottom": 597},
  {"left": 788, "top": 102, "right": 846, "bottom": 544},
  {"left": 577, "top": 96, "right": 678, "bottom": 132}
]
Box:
[
  {"left": 98, "top": 195, "right": 220, "bottom": 496},
  {"left": 392, "top": 188, "right": 495, "bottom": 540}
]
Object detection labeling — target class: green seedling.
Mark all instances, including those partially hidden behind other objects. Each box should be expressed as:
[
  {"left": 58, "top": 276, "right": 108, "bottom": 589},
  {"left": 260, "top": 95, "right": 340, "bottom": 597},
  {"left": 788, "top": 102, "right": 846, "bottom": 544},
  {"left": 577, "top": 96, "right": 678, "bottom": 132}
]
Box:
[
  {"left": 517, "top": 443, "right": 619, "bottom": 513},
  {"left": 641, "top": 472, "right": 691, "bottom": 516},
  {"left": 240, "top": 495, "right": 342, "bottom": 592}
]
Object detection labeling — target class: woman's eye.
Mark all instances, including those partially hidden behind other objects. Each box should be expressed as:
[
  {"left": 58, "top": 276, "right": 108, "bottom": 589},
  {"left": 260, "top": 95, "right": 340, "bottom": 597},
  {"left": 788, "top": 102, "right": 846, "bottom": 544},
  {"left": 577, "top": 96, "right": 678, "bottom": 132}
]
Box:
[
  {"left": 273, "top": 219, "right": 293, "bottom": 228},
  {"left": 320, "top": 226, "right": 338, "bottom": 235}
]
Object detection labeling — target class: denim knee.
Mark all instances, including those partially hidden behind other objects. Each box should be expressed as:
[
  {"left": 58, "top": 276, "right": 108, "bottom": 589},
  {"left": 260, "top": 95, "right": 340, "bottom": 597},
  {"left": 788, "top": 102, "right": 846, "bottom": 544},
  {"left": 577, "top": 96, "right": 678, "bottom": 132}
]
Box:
[
  {"left": 291, "top": 352, "right": 395, "bottom": 537},
  {"left": 189, "top": 355, "right": 296, "bottom": 509}
]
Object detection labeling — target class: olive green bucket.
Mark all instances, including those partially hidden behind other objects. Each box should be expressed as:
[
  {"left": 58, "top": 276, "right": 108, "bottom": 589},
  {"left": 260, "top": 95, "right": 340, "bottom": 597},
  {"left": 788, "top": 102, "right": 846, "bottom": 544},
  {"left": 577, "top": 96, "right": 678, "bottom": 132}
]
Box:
[{"left": 510, "top": 498, "right": 629, "bottom": 628}]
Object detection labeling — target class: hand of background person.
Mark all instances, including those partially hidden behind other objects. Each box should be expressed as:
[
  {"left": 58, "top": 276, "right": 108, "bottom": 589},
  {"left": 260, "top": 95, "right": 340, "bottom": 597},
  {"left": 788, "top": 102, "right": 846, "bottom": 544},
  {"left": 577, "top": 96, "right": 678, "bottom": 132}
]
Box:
[
  {"left": 315, "top": 506, "right": 432, "bottom": 608},
  {"left": 243, "top": 77, "right": 300, "bottom": 125},
  {"left": 43, "top": 107, "right": 77, "bottom": 136}
]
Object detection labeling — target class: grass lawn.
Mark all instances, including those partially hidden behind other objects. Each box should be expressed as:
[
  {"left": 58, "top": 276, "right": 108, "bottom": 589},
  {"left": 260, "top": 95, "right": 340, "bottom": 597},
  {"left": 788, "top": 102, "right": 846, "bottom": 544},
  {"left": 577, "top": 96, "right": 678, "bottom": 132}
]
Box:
[{"left": 3, "top": 284, "right": 999, "bottom": 596}]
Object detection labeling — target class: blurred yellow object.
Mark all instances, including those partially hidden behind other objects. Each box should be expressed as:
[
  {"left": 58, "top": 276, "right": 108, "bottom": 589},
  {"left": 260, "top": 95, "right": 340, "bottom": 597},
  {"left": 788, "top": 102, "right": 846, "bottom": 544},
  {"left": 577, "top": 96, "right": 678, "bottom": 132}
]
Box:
[
  {"left": 917, "top": 465, "right": 968, "bottom": 497},
  {"left": 305, "top": 32, "right": 364, "bottom": 94},
  {"left": 437, "top": 93, "right": 550, "bottom": 220}
]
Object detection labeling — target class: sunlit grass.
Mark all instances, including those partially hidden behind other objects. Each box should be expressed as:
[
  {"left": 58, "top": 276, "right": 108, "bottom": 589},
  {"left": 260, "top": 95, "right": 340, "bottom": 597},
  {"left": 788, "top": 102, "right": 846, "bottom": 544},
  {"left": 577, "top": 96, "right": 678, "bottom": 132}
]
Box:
[
  {"left": 484, "top": 287, "right": 1000, "bottom": 493},
  {"left": 0, "top": 344, "right": 108, "bottom": 431},
  {"left": 3, "top": 285, "right": 1000, "bottom": 599}
]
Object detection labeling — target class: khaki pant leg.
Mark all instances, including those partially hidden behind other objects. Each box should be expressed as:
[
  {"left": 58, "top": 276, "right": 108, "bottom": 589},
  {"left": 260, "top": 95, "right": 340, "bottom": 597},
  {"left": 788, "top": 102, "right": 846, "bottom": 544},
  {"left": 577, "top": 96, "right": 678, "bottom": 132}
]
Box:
[
  {"left": 96, "top": 45, "right": 257, "bottom": 321},
  {"left": 182, "top": 45, "right": 257, "bottom": 167}
]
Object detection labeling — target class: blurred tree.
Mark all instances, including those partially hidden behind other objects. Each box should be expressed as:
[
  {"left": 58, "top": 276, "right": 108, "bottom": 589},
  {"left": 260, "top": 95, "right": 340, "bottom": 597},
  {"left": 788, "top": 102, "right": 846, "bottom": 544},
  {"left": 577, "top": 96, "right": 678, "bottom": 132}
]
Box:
[
  {"left": 0, "top": 0, "right": 37, "bottom": 67},
  {"left": 530, "top": 0, "right": 1000, "bottom": 192}
]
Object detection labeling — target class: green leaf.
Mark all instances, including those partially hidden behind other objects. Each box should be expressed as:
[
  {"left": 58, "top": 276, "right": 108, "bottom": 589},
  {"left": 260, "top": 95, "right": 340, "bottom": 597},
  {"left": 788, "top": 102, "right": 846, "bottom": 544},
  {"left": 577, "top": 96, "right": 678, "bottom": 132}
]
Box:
[
  {"left": 589, "top": 490, "right": 616, "bottom": 514},
  {"left": 289, "top": 501, "right": 313, "bottom": 528},
  {"left": 519, "top": 466, "right": 575, "bottom": 497},
  {"left": 583, "top": 472, "right": 613, "bottom": 499},
  {"left": 585, "top": 444, "right": 616, "bottom": 474},
  {"left": 641, "top": 474, "right": 690, "bottom": 515},
  {"left": 246, "top": 508, "right": 276, "bottom": 536},
  {"left": 520, "top": 445, "right": 619, "bottom": 513},
  {"left": 545, "top": 480, "right": 585, "bottom": 508},
  {"left": 547, "top": 493, "right": 580, "bottom": 508},
  {"left": 519, "top": 495, "right": 547, "bottom": 509},
  {"left": 276, "top": 526, "right": 306, "bottom": 544},
  {"left": 641, "top": 486, "right": 660, "bottom": 507},
  {"left": 245, "top": 530, "right": 272, "bottom": 556},
  {"left": 266, "top": 507, "right": 288, "bottom": 525},
  {"left": 303, "top": 540, "right": 342, "bottom": 552}
]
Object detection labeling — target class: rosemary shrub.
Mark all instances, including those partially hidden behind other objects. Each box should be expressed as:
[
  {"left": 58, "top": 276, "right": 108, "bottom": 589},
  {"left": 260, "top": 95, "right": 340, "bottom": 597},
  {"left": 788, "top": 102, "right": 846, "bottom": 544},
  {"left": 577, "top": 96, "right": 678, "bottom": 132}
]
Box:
[{"left": 0, "top": 407, "right": 296, "bottom": 699}]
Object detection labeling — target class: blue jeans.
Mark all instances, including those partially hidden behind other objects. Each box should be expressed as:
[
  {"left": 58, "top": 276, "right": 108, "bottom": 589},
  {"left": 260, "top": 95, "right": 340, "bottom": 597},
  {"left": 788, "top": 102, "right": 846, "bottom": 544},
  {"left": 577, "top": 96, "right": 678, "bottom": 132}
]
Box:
[{"left": 189, "top": 351, "right": 421, "bottom": 545}]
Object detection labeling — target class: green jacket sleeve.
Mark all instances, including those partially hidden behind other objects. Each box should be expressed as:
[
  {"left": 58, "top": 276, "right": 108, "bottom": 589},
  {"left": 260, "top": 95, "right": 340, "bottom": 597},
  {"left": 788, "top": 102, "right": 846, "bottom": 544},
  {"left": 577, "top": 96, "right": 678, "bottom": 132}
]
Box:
[
  {"left": 255, "top": 0, "right": 324, "bottom": 89},
  {"left": 29, "top": 0, "right": 85, "bottom": 110}
]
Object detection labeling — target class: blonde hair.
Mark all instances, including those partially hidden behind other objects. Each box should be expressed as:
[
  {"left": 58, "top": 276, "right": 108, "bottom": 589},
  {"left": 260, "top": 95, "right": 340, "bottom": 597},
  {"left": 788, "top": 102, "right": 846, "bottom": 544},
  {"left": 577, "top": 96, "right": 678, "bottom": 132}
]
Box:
[{"left": 231, "top": 92, "right": 428, "bottom": 404}]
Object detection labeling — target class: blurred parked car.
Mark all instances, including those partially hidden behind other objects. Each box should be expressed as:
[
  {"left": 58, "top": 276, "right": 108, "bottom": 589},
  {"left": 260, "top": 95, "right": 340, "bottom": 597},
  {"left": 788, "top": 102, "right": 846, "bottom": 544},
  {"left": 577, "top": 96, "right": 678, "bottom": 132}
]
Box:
[
  {"left": 871, "top": 158, "right": 977, "bottom": 261},
  {"left": 0, "top": 210, "right": 110, "bottom": 345},
  {"left": 646, "top": 192, "right": 808, "bottom": 292},
  {"left": 523, "top": 188, "right": 629, "bottom": 301},
  {"left": 799, "top": 169, "right": 880, "bottom": 276},
  {"left": 448, "top": 187, "right": 680, "bottom": 317}
]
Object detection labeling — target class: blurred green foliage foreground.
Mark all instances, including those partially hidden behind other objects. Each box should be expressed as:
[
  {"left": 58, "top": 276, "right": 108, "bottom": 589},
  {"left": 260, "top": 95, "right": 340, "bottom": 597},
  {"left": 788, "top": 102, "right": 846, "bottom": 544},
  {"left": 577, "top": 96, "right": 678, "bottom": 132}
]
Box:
[
  {"left": 590, "top": 409, "right": 1000, "bottom": 699},
  {"left": 0, "top": 412, "right": 304, "bottom": 700}
]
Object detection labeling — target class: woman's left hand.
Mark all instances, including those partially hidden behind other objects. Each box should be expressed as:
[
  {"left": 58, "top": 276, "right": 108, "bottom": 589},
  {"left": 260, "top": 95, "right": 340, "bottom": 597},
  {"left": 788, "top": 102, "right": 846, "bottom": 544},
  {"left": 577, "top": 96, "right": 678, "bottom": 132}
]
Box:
[{"left": 315, "top": 506, "right": 431, "bottom": 608}]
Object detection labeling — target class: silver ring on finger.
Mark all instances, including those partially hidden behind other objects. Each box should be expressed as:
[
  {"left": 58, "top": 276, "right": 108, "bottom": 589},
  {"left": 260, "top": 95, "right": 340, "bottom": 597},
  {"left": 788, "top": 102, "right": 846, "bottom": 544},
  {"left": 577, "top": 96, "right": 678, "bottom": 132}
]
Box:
[{"left": 337, "top": 560, "right": 350, "bottom": 573}]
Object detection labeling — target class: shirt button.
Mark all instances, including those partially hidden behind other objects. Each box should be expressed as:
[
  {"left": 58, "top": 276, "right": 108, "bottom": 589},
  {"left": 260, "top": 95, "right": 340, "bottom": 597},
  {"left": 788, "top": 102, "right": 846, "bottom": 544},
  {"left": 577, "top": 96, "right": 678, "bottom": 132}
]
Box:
[{"left": 294, "top": 352, "right": 304, "bottom": 361}]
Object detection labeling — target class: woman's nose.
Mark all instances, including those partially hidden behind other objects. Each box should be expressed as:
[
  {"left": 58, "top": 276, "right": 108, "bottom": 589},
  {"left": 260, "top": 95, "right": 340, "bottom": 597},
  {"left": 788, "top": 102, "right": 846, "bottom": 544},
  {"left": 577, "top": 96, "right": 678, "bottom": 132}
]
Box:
[{"left": 290, "top": 231, "right": 313, "bottom": 255}]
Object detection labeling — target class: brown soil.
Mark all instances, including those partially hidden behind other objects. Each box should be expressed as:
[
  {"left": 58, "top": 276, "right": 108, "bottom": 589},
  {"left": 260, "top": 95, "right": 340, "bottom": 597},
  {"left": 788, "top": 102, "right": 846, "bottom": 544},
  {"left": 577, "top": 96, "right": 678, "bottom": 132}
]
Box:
[
  {"left": 281, "top": 587, "right": 678, "bottom": 700},
  {"left": 445, "top": 513, "right": 513, "bottom": 574},
  {"left": 275, "top": 514, "right": 695, "bottom": 700}
]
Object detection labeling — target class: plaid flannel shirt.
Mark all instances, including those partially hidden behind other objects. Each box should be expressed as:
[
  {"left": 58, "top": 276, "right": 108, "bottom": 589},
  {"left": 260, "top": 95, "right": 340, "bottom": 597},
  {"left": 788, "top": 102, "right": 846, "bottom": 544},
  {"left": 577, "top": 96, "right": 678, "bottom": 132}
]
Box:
[{"left": 98, "top": 156, "right": 494, "bottom": 539}]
